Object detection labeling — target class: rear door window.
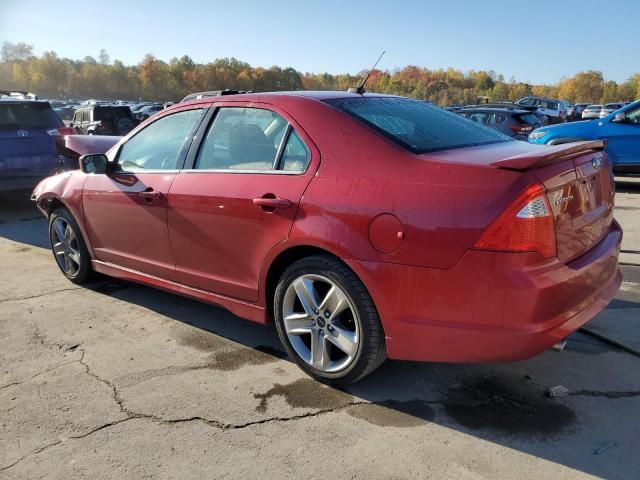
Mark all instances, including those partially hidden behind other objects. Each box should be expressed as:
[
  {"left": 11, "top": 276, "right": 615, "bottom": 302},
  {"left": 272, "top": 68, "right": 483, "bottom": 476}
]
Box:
[
  {"left": 0, "top": 103, "right": 63, "bottom": 130},
  {"left": 487, "top": 113, "right": 506, "bottom": 124},
  {"left": 279, "top": 130, "right": 311, "bottom": 172},
  {"left": 515, "top": 113, "right": 541, "bottom": 125},
  {"left": 194, "top": 107, "right": 288, "bottom": 171}
]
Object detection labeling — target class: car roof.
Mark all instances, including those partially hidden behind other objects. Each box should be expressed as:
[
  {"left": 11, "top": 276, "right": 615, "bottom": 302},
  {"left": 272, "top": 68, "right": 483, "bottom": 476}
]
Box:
[
  {"left": 180, "top": 90, "right": 393, "bottom": 106},
  {"left": 0, "top": 99, "right": 51, "bottom": 106},
  {"left": 176, "top": 90, "right": 400, "bottom": 109}
]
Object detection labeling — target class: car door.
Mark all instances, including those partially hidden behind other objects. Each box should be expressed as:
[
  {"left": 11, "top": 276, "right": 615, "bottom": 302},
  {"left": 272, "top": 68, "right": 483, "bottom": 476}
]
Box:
[
  {"left": 602, "top": 103, "right": 640, "bottom": 168},
  {"left": 82, "top": 106, "right": 207, "bottom": 279},
  {"left": 168, "top": 104, "right": 319, "bottom": 302}
]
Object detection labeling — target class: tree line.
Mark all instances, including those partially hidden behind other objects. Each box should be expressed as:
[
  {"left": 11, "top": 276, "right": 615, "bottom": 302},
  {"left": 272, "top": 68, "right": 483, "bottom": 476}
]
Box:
[{"left": 1, "top": 42, "right": 638, "bottom": 105}]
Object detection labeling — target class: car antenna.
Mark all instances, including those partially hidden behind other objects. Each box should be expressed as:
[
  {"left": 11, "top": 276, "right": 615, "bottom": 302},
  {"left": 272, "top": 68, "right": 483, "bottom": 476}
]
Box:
[{"left": 348, "top": 50, "right": 386, "bottom": 95}]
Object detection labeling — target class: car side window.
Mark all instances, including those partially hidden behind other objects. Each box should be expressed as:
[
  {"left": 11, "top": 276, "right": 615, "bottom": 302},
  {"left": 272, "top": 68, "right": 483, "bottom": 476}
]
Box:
[
  {"left": 626, "top": 105, "right": 640, "bottom": 124},
  {"left": 280, "top": 130, "right": 311, "bottom": 172},
  {"left": 195, "top": 107, "right": 288, "bottom": 171},
  {"left": 116, "top": 109, "right": 203, "bottom": 172},
  {"left": 468, "top": 112, "right": 488, "bottom": 124},
  {"left": 487, "top": 113, "right": 505, "bottom": 124}
]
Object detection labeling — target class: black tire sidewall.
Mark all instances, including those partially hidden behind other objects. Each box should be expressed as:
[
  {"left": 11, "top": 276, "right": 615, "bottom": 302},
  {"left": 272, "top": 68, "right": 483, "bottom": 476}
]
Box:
[
  {"left": 48, "top": 208, "right": 92, "bottom": 284},
  {"left": 274, "top": 256, "right": 385, "bottom": 385}
]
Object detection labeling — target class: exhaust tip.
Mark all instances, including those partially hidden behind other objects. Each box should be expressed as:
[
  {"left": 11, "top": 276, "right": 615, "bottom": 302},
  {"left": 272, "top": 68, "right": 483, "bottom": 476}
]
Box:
[{"left": 551, "top": 340, "right": 567, "bottom": 352}]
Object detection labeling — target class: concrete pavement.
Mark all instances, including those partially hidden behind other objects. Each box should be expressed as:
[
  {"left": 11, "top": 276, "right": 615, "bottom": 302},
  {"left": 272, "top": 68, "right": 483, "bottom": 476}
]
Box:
[{"left": 0, "top": 185, "right": 638, "bottom": 480}]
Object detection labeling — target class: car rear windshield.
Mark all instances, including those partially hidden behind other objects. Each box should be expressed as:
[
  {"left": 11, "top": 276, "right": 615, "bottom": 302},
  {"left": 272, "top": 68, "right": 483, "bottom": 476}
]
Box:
[
  {"left": 0, "top": 102, "right": 63, "bottom": 131},
  {"left": 515, "top": 113, "right": 541, "bottom": 125},
  {"left": 93, "top": 107, "right": 131, "bottom": 120},
  {"left": 325, "top": 97, "right": 512, "bottom": 153},
  {"left": 93, "top": 106, "right": 131, "bottom": 119}
]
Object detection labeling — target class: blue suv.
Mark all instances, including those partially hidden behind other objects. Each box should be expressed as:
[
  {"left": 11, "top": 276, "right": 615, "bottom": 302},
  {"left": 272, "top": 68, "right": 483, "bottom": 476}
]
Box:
[
  {"left": 0, "top": 98, "right": 74, "bottom": 192},
  {"left": 528, "top": 100, "right": 640, "bottom": 174}
]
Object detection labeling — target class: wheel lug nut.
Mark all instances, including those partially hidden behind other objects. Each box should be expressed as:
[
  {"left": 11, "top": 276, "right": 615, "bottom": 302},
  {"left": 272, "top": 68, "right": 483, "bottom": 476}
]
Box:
[
  {"left": 324, "top": 310, "right": 330, "bottom": 318},
  {"left": 319, "top": 329, "right": 324, "bottom": 335}
]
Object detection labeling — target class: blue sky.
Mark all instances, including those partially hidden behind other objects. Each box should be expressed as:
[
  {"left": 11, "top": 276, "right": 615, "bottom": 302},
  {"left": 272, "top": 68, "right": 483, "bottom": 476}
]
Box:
[{"left": 1, "top": 0, "right": 638, "bottom": 84}]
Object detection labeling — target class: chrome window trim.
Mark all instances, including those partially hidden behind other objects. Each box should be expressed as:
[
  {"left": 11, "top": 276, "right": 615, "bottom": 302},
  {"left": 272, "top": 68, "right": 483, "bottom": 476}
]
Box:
[
  {"left": 180, "top": 168, "right": 303, "bottom": 176},
  {"left": 112, "top": 169, "right": 182, "bottom": 174}
]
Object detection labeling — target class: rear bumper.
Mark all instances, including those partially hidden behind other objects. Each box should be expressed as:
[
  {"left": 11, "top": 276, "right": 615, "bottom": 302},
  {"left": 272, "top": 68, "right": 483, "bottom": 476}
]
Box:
[{"left": 345, "top": 221, "right": 622, "bottom": 363}]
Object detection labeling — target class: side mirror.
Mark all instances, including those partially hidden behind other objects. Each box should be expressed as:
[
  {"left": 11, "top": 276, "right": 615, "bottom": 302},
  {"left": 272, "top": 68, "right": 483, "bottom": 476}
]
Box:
[
  {"left": 613, "top": 112, "right": 627, "bottom": 123},
  {"left": 80, "top": 154, "right": 109, "bottom": 174}
]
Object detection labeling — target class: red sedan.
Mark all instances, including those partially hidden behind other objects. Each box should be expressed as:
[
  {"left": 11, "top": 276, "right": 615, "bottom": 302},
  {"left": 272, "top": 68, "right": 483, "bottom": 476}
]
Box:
[{"left": 32, "top": 92, "right": 622, "bottom": 384}]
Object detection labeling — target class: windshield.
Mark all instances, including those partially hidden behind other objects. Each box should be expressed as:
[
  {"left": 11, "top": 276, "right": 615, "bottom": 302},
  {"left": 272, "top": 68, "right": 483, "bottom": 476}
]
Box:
[
  {"left": 0, "top": 102, "right": 63, "bottom": 130},
  {"left": 325, "top": 97, "right": 512, "bottom": 154}
]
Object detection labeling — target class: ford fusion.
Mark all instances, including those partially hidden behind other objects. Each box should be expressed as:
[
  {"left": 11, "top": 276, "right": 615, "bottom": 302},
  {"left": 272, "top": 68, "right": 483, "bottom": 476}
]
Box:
[{"left": 32, "top": 92, "right": 622, "bottom": 385}]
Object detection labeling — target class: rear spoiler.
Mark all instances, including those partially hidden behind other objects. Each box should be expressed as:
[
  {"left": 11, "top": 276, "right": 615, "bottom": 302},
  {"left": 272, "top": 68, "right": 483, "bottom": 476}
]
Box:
[{"left": 490, "top": 140, "right": 606, "bottom": 171}]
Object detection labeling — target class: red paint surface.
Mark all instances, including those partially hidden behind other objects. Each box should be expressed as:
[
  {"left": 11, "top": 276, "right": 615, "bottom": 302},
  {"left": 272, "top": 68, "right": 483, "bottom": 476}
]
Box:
[{"left": 33, "top": 92, "right": 622, "bottom": 363}]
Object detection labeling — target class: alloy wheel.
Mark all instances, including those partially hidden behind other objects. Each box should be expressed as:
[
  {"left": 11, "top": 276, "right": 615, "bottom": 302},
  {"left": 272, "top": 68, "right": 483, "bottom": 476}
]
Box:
[
  {"left": 282, "top": 274, "right": 361, "bottom": 373},
  {"left": 51, "top": 217, "right": 82, "bottom": 277}
]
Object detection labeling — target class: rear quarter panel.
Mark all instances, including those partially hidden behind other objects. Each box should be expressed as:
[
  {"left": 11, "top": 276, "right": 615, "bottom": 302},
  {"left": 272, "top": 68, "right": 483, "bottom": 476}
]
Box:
[{"left": 270, "top": 99, "right": 534, "bottom": 270}]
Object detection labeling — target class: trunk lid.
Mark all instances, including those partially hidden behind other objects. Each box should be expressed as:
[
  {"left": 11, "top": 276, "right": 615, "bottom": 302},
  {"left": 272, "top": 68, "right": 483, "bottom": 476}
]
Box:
[{"left": 493, "top": 141, "right": 615, "bottom": 263}]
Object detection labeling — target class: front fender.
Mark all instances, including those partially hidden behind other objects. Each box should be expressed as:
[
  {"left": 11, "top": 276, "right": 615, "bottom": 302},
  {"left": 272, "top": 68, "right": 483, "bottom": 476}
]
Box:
[{"left": 32, "top": 171, "right": 94, "bottom": 258}]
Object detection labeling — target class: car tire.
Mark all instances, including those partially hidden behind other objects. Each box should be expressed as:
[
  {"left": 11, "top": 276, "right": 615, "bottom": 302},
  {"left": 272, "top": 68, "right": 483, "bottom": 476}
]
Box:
[
  {"left": 48, "top": 208, "right": 93, "bottom": 284},
  {"left": 274, "top": 255, "right": 386, "bottom": 385}
]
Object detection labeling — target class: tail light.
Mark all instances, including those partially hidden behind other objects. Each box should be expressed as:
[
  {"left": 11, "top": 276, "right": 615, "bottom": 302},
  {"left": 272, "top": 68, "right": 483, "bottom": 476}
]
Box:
[
  {"left": 510, "top": 124, "right": 533, "bottom": 135},
  {"left": 473, "top": 184, "right": 556, "bottom": 259},
  {"left": 47, "top": 127, "right": 75, "bottom": 137}
]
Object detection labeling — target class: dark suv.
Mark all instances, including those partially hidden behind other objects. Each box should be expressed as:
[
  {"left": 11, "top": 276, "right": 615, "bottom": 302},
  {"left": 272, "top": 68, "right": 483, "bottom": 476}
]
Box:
[
  {"left": 0, "top": 99, "right": 75, "bottom": 192},
  {"left": 72, "top": 106, "right": 135, "bottom": 135}
]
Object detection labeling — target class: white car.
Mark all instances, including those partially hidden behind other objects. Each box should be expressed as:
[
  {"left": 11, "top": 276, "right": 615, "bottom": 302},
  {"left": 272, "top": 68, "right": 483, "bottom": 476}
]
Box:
[
  {"left": 582, "top": 104, "right": 603, "bottom": 120},
  {"left": 599, "top": 102, "right": 626, "bottom": 118},
  {"left": 515, "top": 96, "right": 569, "bottom": 124}
]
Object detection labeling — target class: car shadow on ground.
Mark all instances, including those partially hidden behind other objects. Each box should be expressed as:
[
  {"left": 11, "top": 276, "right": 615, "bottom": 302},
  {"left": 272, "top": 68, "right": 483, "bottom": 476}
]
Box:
[
  {"left": 82, "top": 276, "right": 638, "bottom": 479},
  {"left": 615, "top": 177, "right": 640, "bottom": 194},
  {"left": 2, "top": 192, "right": 638, "bottom": 479},
  {"left": 0, "top": 191, "right": 49, "bottom": 248}
]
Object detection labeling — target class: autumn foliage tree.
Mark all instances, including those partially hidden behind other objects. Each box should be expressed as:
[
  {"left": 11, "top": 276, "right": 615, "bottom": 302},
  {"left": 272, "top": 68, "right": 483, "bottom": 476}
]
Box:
[{"left": 0, "top": 42, "right": 637, "bottom": 105}]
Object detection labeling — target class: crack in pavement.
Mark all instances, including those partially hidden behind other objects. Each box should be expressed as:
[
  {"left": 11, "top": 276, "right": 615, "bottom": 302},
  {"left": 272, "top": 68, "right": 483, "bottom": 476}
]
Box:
[
  {"left": 0, "top": 287, "right": 82, "bottom": 303},
  {"left": 1, "top": 347, "right": 370, "bottom": 474},
  {"left": 569, "top": 390, "right": 640, "bottom": 399},
  {"left": 0, "top": 417, "right": 137, "bottom": 474},
  {"left": 4, "top": 342, "right": 640, "bottom": 474},
  {"left": 0, "top": 359, "right": 81, "bottom": 391}
]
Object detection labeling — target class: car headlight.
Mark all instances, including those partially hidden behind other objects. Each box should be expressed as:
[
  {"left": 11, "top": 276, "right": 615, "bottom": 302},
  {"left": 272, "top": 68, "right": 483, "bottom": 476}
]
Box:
[{"left": 528, "top": 130, "right": 547, "bottom": 140}]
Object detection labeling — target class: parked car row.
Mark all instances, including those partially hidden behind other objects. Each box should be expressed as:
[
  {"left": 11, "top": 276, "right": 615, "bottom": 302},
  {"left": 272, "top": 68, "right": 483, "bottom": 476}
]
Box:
[{"left": 528, "top": 99, "right": 640, "bottom": 174}]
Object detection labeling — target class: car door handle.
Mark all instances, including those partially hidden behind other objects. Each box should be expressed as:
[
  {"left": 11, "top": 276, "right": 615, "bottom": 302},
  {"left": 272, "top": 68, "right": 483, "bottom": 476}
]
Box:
[
  {"left": 253, "top": 197, "right": 291, "bottom": 210},
  {"left": 139, "top": 189, "right": 163, "bottom": 201}
]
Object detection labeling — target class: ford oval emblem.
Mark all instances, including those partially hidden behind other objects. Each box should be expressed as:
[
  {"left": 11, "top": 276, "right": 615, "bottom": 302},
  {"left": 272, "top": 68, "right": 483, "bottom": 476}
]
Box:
[
  {"left": 592, "top": 157, "right": 602, "bottom": 170},
  {"left": 16, "top": 129, "right": 29, "bottom": 137}
]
